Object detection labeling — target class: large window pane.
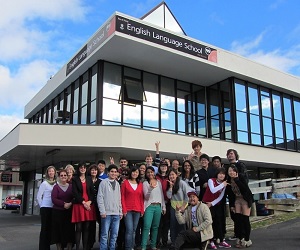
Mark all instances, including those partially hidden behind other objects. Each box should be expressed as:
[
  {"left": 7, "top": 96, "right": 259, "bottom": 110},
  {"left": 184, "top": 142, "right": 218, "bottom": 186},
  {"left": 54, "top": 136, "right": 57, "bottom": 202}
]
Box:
[
  {"left": 74, "top": 82, "right": 79, "bottom": 112},
  {"left": 81, "top": 105, "right": 87, "bottom": 124},
  {"left": 91, "top": 73, "right": 97, "bottom": 101},
  {"left": 211, "top": 119, "right": 220, "bottom": 135},
  {"left": 161, "top": 110, "right": 175, "bottom": 131},
  {"left": 251, "top": 133, "right": 261, "bottom": 145},
  {"left": 236, "top": 111, "right": 248, "bottom": 131},
  {"left": 143, "top": 106, "right": 159, "bottom": 128},
  {"left": 103, "top": 63, "right": 121, "bottom": 98},
  {"left": 248, "top": 86, "right": 259, "bottom": 115},
  {"left": 90, "top": 100, "right": 96, "bottom": 123},
  {"left": 237, "top": 131, "right": 248, "bottom": 143},
  {"left": 102, "top": 99, "right": 121, "bottom": 122},
  {"left": 263, "top": 117, "right": 272, "bottom": 136},
  {"left": 274, "top": 120, "right": 283, "bottom": 138},
  {"left": 250, "top": 114, "right": 260, "bottom": 133},
  {"left": 261, "top": 97, "right": 271, "bottom": 117},
  {"left": 264, "top": 136, "right": 273, "bottom": 147},
  {"left": 143, "top": 72, "right": 158, "bottom": 108},
  {"left": 294, "top": 100, "right": 300, "bottom": 124},
  {"left": 178, "top": 112, "right": 186, "bottom": 133},
  {"left": 285, "top": 123, "right": 294, "bottom": 140},
  {"left": 124, "top": 104, "right": 141, "bottom": 126},
  {"left": 283, "top": 97, "right": 292, "bottom": 122},
  {"left": 81, "top": 81, "right": 88, "bottom": 106},
  {"left": 235, "top": 82, "right": 247, "bottom": 111},
  {"left": 272, "top": 94, "right": 282, "bottom": 120},
  {"left": 161, "top": 77, "right": 175, "bottom": 111}
]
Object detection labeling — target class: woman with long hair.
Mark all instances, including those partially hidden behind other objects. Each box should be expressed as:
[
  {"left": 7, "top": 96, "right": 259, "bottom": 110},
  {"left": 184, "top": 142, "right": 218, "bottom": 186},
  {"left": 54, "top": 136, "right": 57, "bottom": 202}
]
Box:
[
  {"left": 227, "top": 164, "right": 254, "bottom": 248},
  {"left": 156, "top": 160, "right": 170, "bottom": 248},
  {"left": 121, "top": 166, "right": 144, "bottom": 250},
  {"left": 87, "top": 164, "right": 101, "bottom": 250},
  {"left": 141, "top": 166, "right": 166, "bottom": 250},
  {"left": 181, "top": 160, "right": 200, "bottom": 196},
  {"left": 65, "top": 164, "right": 75, "bottom": 183},
  {"left": 167, "top": 168, "right": 192, "bottom": 247},
  {"left": 202, "top": 167, "right": 231, "bottom": 249},
  {"left": 37, "top": 166, "right": 57, "bottom": 250},
  {"left": 51, "top": 169, "right": 74, "bottom": 250},
  {"left": 72, "top": 163, "right": 96, "bottom": 250}
]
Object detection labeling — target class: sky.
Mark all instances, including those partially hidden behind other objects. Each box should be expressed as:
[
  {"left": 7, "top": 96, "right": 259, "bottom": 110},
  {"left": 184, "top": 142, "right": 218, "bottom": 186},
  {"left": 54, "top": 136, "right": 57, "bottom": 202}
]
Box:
[{"left": 0, "top": 0, "right": 300, "bottom": 140}]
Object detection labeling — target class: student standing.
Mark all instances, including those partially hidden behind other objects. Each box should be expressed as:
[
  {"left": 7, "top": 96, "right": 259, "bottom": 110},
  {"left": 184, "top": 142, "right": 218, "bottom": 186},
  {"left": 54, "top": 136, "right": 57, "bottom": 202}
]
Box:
[
  {"left": 97, "top": 164, "right": 123, "bottom": 250},
  {"left": 37, "top": 166, "right": 57, "bottom": 250},
  {"left": 121, "top": 166, "right": 144, "bottom": 250}
]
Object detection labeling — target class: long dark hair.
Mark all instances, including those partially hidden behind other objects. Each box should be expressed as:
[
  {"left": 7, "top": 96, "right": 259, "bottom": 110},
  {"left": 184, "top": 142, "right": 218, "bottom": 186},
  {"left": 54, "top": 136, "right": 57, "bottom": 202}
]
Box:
[
  {"left": 145, "top": 166, "right": 156, "bottom": 183},
  {"left": 167, "top": 168, "right": 180, "bottom": 195},
  {"left": 128, "top": 165, "right": 140, "bottom": 183},
  {"left": 181, "top": 160, "right": 195, "bottom": 180},
  {"left": 87, "top": 164, "right": 99, "bottom": 178}
]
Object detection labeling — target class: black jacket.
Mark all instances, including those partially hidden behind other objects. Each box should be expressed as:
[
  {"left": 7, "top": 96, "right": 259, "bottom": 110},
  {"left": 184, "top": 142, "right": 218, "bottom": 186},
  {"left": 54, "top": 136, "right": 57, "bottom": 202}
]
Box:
[
  {"left": 72, "top": 176, "right": 94, "bottom": 204},
  {"left": 227, "top": 174, "right": 253, "bottom": 208}
]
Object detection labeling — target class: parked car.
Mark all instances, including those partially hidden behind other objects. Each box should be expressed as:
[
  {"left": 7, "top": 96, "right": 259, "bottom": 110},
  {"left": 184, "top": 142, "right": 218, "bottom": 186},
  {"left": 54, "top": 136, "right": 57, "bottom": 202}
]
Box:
[{"left": 2, "top": 196, "right": 21, "bottom": 210}]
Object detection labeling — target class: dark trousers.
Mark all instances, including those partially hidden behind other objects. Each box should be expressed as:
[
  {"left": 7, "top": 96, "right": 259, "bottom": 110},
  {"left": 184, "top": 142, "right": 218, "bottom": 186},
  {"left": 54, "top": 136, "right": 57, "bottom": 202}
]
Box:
[
  {"left": 157, "top": 202, "right": 170, "bottom": 245},
  {"left": 39, "top": 207, "right": 52, "bottom": 250},
  {"left": 210, "top": 203, "right": 226, "bottom": 241},
  {"left": 135, "top": 216, "right": 144, "bottom": 247},
  {"left": 173, "top": 229, "right": 202, "bottom": 250},
  {"left": 117, "top": 217, "right": 125, "bottom": 249}
]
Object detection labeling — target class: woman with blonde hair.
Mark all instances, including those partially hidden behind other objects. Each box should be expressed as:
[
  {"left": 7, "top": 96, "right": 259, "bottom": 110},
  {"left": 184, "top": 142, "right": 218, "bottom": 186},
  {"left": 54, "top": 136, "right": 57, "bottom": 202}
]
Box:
[
  {"left": 37, "top": 166, "right": 57, "bottom": 250},
  {"left": 65, "top": 164, "right": 75, "bottom": 183}
]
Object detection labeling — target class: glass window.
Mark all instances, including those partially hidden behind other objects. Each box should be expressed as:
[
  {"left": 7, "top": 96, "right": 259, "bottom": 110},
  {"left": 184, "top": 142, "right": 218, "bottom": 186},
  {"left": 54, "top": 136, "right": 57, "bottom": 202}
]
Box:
[
  {"left": 124, "top": 67, "right": 141, "bottom": 79},
  {"left": 251, "top": 133, "right": 261, "bottom": 145},
  {"left": 274, "top": 120, "right": 283, "bottom": 138},
  {"left": 264, "top": 136, "right": 273, "bottom": 147},
  {"left": 124, "top": 104, "right": 141, "bottom": 126},
  {"left": 248, "top": 86, "right": 259, "bottom": 115},
  {"left": 90, "top": 100, "right": 96, "bottom": 123},
  {"left": 237, "top": 131, "right": 248, "bottom": 143},
  {"left": 161, "top": 110, "right": 175, "bottom": 131},
  {"left": 121, "top": 77, "right": 145, "bottom": 105},
  {"left": 283, "top": 97, "right": 292, "bottom": 122},
  {"left": 143, "top": 107, "right": 159, "bottom": 128},
  {"left": 211, "top": 119, "right": 220, "bottom": 135},
  {"left": 235, "top": 82, "right": 247, "bottom": 111},
  {"left": 102, "top": 99, "right": 121, "bottom": 122},
  {"left": 285, "top": 122, "right": 294, "bottom": 140},
  {"left": 143, "top": 72, "right": 159, "bottom": 108},
  {"left": 294, "top": 100, "right": 300, "bottom": 124},
  {"left": 74, "top": 80, "right": 79, "bottom": 112},
  {"left": 272, "top": 94, "right": 282, "bottom": 120},
  {"left": 261, "top": 96, "right": 271, "bottom": 117},
  {"left": 250, "top": 114, "right": 260, "bottom": 134},
  {"left": 103, "top": 63, "right": 122, "bottom": 99},
  {"left": 236, "top": 111, "right": 248, "bottom": 131},
  {"left": 263, "top": 117, "right": 272, "bottom": 136},
  {"left": 81, "top": 105, "right": 87, "bottom": 124},
  {"left": 161, "top": 77, "right": 175, "bottom": 111},
  {"left": 178, "top": 112, "right": 186, "bottom": 133},
  {"left": 73, "top": 111, "right": 78, "bottom": 124},
  {"left": 81, "top": 80, "right": 88, "bottom": 106},
  {"left": 66, "top": 86, "right": 71, "bottom": 112},
  {"left": 275, "top": 138, "right": 284, "bottom": 148}
]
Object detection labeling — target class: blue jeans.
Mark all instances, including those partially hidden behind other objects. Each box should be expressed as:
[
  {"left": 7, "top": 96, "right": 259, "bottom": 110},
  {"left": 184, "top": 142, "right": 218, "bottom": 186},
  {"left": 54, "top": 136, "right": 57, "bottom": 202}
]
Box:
[
  {"left": 100, "top": 215, "right": 120, "bottom": 250},
  {"left": 141, "top": 204, "right": 162, "bottom": 249},
  {"left": 124, "top": 211, "right": 141, "bottom": 250}
]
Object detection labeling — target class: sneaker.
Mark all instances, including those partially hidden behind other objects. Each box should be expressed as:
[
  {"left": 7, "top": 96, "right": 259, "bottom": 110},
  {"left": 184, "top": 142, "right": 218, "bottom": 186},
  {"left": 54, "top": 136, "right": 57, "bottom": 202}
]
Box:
[
  {"left": 209, "top": 242, "right": 217, "bottom": 249},
  {"left": 218, "top": 241, "right": 231, "bottom": 248},
  {"left": 228, "top": 235, "right": 237, "bottom": 241},
  {"left": 241, "top": 239, "right": 252, "bottom": 248}
]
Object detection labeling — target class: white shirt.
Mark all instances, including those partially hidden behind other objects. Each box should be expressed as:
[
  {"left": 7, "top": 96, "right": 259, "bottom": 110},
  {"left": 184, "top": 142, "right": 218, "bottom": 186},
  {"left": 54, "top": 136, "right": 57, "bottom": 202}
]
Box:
[{"left": 37, "top": 181, "right": 56, "bottom": 208}]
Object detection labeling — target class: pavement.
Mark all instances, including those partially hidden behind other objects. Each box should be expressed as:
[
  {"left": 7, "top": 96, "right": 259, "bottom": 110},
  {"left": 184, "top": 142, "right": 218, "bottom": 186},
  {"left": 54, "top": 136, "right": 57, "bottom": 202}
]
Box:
[{"left": 0, "top": 209, "right": 299, "bottom": 250}]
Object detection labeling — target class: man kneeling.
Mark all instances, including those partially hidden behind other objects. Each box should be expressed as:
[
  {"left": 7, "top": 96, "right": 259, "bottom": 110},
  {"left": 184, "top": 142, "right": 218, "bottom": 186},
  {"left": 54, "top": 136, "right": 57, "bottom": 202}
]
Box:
[{"left": 171, "top": 191, "right": 213, "bottom": 250}]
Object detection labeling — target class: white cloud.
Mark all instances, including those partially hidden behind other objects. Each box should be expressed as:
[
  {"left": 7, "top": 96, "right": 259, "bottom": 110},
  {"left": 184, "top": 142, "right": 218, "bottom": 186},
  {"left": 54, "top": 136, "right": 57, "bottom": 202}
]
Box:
[
  {"left": 231, "top": 32, "right": 300, "bottom": 74},
  {"left": 0, "top": 61, "right": 58, "bottom": 109},
  {"left": 0, "top": 114, "right": 26, "bottom": 140},
  {"left": 0, "top": 0, "right": 89, "bottom": 62}
]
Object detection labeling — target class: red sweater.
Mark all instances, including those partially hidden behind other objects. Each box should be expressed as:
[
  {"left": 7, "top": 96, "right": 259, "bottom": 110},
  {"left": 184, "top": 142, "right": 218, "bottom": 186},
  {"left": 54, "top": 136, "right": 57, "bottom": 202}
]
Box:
[{"left": 121, "top": 179, "right": 144, "bottom": 214}]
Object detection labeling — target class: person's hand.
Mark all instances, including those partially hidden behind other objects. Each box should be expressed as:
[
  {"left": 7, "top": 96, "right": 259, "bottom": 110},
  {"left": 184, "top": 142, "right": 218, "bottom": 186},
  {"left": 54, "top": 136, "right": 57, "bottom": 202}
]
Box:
[
  {"left": 230, "top": 207, "right": 235, "bottom": 213},
  {"left": 223, "top": 180, "right": 229, "bottom": 187},
  {"left": 150, "top": 180, "right": 157, "bottom": 188},
  {"left": 119, "top": 214, "right": 123, "bottom": 220},
  {"left": 101, "top": 214, "right": 106, "bottom": 218},
  {"left": 123, "top": 213, "right": 127, "bottom": 217},
  {"left": 64, "top": 202, "right": 72, "bottom": 209},
  {"left": 203, "top": 182, "right": 208, "bottom": 188},
  {"left": 155, "top": 141, "right": 160, "bottom": 149},
  {"left": 206, "top": 202, "right": 212, "bottom": 208},
  {"left": 175, "top": 204, "right": 181, "bottom": 211},
  {"left": 167, "top": 180, "right": 174, "bottom": 189},
  {"left": 162, "top": 209, "right": 166, "bottom": 215},
  {"left": 140, "top": 213, "right": 144, "bottom": 217},
  {"left": 192, "top": 227, "right": 197, "bottom": 232},
  {"left": 110, "top": 157, "right": 114, "bottom": 164}
]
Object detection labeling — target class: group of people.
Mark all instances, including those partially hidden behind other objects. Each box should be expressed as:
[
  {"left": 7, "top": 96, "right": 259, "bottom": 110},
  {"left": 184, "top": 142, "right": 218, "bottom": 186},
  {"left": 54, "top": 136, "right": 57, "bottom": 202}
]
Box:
[{"left": 37, "top": 140, "right": 254, "bottom": 250}]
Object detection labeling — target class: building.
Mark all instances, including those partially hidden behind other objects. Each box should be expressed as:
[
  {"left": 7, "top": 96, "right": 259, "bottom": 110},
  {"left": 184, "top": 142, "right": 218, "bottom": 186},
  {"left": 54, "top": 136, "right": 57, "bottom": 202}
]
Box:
[{"left": 0, "top": 2, "right": 300, "bottom": 215}]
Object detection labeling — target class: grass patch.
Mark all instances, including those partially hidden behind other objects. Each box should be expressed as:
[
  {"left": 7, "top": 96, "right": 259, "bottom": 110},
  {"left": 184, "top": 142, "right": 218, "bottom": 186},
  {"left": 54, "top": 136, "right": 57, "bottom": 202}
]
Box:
[{"left": 251, "top": 210, "right": 300, "bottom": 230}]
